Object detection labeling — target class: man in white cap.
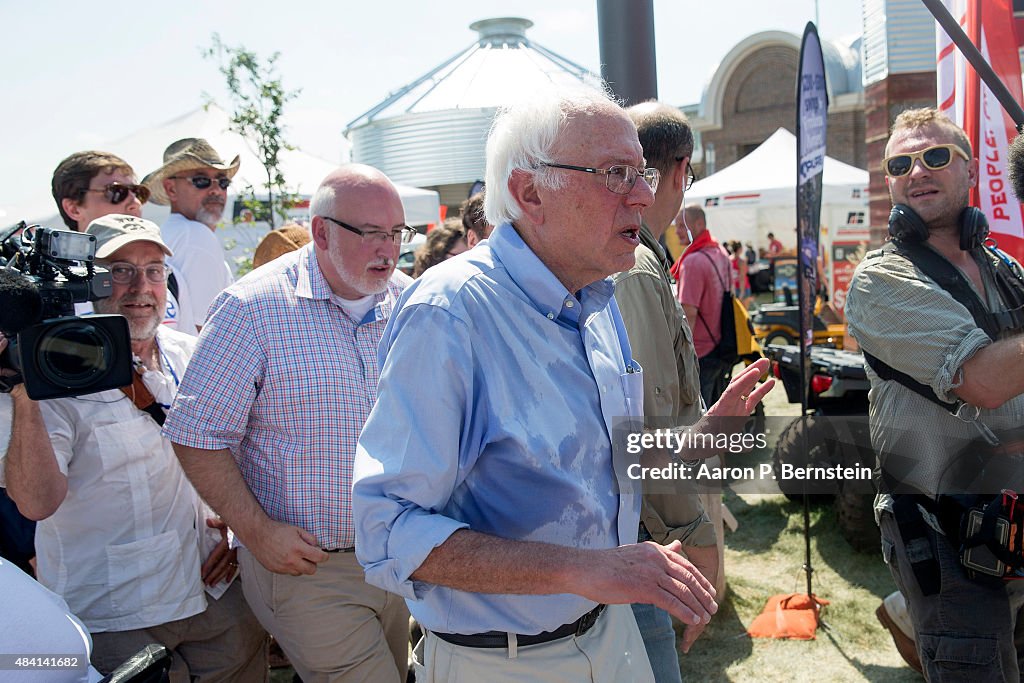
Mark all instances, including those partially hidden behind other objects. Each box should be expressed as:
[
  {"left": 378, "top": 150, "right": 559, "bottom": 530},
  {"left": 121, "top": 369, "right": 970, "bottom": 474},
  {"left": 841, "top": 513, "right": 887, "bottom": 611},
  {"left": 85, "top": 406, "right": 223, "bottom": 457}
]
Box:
[
  {"left": 2, "top": 214, "right": 266, "bottom": 680},
  {"left": 143, "top": 138, "right": 240, "bottom": 331}
]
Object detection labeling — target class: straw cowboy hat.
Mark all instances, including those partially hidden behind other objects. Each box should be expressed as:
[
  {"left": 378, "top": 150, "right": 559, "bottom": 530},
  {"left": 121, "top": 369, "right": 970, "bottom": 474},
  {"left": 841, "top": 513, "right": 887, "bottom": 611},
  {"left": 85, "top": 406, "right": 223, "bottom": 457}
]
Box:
[
  {"left": 142, "top": 138, "right": 240, "bottom": 206},
  {"left": 252, "top": 223, "right": 312, "bottom": 268}
]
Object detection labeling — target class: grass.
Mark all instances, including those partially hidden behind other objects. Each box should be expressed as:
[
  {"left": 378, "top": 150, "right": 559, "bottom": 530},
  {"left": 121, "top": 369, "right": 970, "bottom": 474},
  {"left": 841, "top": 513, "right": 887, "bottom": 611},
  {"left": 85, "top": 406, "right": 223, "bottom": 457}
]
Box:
[
  {"left": 677, "top": 489, "right": 920, "bottom": 682},
  {"left": 670, "top": 381, "right": 921, "bottom": 681}
]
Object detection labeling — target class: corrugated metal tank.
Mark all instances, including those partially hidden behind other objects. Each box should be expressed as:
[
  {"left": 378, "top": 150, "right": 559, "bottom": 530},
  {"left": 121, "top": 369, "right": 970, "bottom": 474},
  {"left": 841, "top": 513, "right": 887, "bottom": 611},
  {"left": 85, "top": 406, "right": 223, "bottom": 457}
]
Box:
[
  {"left": 863, "top": 0, "right": 936, "bottom": 86},
  {"left": 346, "top": 17, "right": 600, "bottom": 193}
]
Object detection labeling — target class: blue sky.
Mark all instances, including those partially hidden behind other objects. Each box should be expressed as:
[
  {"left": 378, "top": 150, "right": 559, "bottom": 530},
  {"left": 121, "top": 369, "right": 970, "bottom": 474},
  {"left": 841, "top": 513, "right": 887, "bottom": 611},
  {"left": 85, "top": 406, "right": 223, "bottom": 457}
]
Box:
[{"left": 0, "top": 0, "right": 863, "bottom": 219}]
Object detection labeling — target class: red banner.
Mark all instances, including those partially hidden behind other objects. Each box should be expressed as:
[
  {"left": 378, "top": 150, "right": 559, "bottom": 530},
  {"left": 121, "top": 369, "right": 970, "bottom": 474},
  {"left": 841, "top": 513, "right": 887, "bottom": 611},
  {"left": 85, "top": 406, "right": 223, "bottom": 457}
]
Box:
[{"left": 936, "top": 0, "right": 1024, "bottom": 262}]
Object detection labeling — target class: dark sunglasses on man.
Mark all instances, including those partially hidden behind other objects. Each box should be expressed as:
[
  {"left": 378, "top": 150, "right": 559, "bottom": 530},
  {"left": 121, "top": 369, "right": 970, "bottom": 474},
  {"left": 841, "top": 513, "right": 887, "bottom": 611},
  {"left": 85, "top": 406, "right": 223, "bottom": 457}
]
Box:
[
  {"left": 882, "top": 143, "right": 970, "bottom": 178},
  {"left": 80, "top": 183, "right": 150, "bottom": 205},
  {"left": 169, "top": 175, "right": 232, "bottom": 191}
]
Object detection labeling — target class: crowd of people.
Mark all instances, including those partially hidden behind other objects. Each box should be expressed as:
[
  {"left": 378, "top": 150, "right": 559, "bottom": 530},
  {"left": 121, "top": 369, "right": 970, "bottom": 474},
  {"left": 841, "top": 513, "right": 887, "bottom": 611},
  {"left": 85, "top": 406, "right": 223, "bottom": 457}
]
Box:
[{"left": 0, "top": 81, "right": 1020, "bottom": 683}]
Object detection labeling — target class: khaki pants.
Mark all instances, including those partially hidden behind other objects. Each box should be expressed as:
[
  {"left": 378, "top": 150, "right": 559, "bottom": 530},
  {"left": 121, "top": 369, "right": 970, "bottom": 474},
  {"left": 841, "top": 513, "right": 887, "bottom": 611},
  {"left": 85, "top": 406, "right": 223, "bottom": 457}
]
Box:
[
  {"left": 91, "top": 580, "right": 268, "bottom": 682},
  {"left": 415, "top": 604, "right": 654, "bottom": 683},
  {"left": 239, "top": 547, "right": 409, "bottom": 683}
]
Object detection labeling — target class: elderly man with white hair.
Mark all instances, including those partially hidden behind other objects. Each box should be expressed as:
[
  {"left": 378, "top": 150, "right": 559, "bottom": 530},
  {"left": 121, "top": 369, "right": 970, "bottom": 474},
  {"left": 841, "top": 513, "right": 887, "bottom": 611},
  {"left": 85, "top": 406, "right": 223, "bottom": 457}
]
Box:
[{"left": 353, "top": 87, "right": 773, "bottom": 681}]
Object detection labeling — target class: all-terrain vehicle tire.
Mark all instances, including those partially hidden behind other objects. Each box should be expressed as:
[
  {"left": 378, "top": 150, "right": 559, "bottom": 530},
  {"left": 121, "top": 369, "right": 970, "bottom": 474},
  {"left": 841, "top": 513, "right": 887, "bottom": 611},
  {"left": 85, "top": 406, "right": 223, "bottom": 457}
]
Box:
[
  {"left": 772, "top": 415, "right": 838, "bottom": 503},
  {"left": 834, "top": 488, "right": 880, "bottom": 553},
  {"left": 764, "top": 330, "right": 797, "bottom": 347}
]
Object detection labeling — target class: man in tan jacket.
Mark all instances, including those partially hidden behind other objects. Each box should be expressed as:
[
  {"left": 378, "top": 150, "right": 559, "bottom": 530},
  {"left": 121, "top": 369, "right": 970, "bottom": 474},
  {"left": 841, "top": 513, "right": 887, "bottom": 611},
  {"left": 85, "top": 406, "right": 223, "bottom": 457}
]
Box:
[{"left": 612, "top": 102, "right": 722, "bottom": 680}]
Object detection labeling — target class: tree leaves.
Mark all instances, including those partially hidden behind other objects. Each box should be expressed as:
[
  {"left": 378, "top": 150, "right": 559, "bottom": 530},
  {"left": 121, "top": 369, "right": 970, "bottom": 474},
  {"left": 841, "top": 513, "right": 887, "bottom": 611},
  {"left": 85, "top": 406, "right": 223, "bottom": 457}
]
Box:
[{"left": 203, "top": 33, "right": 300, "bottom": 229}]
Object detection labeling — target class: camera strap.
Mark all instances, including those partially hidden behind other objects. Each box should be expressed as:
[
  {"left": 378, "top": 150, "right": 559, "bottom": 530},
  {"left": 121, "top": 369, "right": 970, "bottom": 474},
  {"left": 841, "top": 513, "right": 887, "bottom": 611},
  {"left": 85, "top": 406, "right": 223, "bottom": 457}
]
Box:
[
  {"left": 0, "top": 372, "right": 24, "bottom": 393},
  {"left": 119, "top": 372, "right": 165, "bottom": 427}
]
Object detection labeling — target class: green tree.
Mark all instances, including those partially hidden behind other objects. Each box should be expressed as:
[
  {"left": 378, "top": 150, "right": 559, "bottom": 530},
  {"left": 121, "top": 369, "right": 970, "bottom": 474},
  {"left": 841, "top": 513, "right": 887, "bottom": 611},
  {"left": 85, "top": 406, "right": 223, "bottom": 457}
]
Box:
[{"left": 203, "top": 33, "right": 300, "bottom": 229}]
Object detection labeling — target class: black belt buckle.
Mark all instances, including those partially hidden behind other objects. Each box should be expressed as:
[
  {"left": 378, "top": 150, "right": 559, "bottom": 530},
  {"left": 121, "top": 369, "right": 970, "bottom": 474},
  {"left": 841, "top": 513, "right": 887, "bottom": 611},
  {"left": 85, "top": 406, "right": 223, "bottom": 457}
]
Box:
[{"left": 575, "top": 605, "right": 605, "bottom": 637}]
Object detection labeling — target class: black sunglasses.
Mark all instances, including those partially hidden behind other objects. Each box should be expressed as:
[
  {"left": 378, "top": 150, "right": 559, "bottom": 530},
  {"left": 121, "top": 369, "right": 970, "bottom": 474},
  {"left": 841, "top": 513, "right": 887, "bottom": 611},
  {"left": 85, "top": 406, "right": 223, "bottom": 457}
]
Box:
[
  {"left": 169, "top": 175, "right": 232, "bottom": 190},
  {"left": 80, "top": 183, "right": 150, "bottom": 205}
]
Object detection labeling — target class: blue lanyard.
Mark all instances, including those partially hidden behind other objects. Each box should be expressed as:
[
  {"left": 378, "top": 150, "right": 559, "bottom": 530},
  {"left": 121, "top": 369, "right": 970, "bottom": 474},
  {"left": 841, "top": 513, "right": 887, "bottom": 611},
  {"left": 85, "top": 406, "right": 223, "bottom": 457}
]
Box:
[{"left": 158, "top": 345, "right": 180, "bottom": 388}]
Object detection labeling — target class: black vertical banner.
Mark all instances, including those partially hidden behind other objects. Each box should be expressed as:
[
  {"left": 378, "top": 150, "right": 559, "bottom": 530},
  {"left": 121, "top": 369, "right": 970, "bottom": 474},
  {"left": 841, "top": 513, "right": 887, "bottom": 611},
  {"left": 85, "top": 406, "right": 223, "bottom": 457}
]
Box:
[{"left": 796, "top": 23, "right": 828, "bottom": 412}]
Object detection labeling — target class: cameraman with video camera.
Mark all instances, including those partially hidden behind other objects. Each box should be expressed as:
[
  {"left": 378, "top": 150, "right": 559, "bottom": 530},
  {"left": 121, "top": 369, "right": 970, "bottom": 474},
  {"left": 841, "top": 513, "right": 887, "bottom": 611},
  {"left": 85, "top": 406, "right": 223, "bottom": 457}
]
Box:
[
  {"left": 846, "top": 108, "right": 1024, "bottom": 680},
  {"left": 0, "top": 215, "right": 266, "bottom": 680}
]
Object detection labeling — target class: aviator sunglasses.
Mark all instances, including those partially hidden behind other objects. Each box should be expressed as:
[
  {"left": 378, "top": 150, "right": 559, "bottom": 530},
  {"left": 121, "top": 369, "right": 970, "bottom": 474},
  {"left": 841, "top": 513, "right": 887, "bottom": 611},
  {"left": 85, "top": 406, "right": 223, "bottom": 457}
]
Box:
[
  {"left": 80, "top": 183, "right": 150, "bottom": 205},
  {"left": 169, "top": 175, "right": 232, "bottom": 191},
  {"left": 882, "top": 144, "right": 970, "bottom": 178}
]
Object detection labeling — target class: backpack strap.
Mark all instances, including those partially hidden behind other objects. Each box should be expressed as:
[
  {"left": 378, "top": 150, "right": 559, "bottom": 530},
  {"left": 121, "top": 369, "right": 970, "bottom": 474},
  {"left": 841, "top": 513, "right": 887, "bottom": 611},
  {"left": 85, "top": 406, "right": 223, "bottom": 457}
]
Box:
[
  {"left": 168, "top": 271, "right": 180, "bottom": 304},
  {"left": 694, "top": 249, "right": 729, "bottom": 345},
  {"left": 890, "top": 241, "right": 999, "bottom": 339},
  {"left": 862, "top": 350, "right": 960, "bottom": 412},
  {"left": 864, "top": 240, "right": 1024, "bottom": 413}
]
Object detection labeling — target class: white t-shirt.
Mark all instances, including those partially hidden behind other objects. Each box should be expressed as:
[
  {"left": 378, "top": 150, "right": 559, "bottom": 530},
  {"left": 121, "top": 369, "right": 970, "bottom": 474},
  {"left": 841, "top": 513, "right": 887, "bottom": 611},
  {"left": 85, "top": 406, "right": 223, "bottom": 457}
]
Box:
[
  {"left": 0, "top": 327, "right": 208, "bottom": 632},
  {"left": 0, "top": 556, "right": 103, "bottom": 682},
  {"left": 330, "top": 292, "right": 377, "bottom": 323},
  {"left": 160, "top": 213, "right": 234, "bottom": 326}
]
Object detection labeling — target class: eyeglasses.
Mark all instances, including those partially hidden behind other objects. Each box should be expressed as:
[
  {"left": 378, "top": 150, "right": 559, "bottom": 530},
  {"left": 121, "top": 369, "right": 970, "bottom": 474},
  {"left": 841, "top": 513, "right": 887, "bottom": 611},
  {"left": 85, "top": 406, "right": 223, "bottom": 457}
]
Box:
[
  {"left": 541, "top": 163, "right": 660, "bottom": 195},
  {"left": 169, "top": 175, "right": 232, "bottom": 191},
  {"left": 107, "top": 262, "right": 170, "bottom": 285},
  {"left": 882, "top": 144, "right": 970, "bottom": 177},
  {"left": 80, "top": 183, "right": 150, "bottom": 205},
  {"left": 673, "top": 156, "right": 698, "bottom": 191},
  {"left": 322, "top": 216, "right": 417, "bottom": 244}
]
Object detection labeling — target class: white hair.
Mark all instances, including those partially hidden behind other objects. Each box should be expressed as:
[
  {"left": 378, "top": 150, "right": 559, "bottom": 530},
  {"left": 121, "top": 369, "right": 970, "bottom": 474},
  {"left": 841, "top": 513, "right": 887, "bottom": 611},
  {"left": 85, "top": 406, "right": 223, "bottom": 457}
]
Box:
[
  {"left": 483, "top": 84, "right": 621, "bottom": 227},
  {"left": 309, "top": 182, "right": 337, "bottom": 221}
]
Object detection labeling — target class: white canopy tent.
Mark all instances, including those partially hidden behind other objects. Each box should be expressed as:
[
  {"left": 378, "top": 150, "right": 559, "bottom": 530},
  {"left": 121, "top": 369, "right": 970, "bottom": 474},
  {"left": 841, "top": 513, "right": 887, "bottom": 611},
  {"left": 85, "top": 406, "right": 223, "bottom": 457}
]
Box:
[
  {"left": 687, "top": 127, "right": 870, "bottom": 252},
  {"left": 8, "top": 105, "right": 441, "bottom": 273}
]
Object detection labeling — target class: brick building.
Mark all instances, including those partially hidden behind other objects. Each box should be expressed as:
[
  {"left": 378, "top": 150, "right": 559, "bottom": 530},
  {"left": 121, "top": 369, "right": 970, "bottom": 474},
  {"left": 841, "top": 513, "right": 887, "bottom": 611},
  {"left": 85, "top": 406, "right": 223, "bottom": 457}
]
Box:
[{"left": 686, "top": 30, "right": 866, "bottom": 178}]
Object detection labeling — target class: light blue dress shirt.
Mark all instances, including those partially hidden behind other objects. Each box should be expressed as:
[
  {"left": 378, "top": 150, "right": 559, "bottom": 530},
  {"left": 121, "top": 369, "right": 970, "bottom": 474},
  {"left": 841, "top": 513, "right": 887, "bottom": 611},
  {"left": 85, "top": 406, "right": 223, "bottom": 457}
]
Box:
[{"left": 353, "top": 222, "right": 644, "bottom": 635}]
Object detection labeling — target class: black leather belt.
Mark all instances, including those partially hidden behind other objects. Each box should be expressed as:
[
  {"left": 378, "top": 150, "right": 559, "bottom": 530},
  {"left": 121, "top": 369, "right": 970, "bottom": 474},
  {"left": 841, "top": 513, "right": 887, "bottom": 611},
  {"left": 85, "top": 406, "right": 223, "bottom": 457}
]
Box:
[
  {"left": 325, "top": 547, "right": 355, "bottom": 553},
  {"left": 432, "top": 604, "right": 606, "bottom": 649}
]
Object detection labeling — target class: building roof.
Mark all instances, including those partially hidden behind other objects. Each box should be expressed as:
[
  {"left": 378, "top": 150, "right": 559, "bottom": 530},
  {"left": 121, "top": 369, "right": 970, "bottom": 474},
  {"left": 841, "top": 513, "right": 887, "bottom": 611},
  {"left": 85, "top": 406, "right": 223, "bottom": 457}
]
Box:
[{"left": 346, "top": 17, "right": 601, "bottom": 130}]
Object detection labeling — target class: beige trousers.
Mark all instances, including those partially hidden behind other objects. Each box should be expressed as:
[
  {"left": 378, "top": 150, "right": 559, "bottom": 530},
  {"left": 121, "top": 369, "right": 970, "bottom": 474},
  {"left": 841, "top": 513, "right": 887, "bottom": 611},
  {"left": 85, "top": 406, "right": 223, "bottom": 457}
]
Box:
[
  {"left": 238, "top": 546, "right": 409, "bottom": 683},
  {"left": 90, "top": 580, "right": 268, "bottom": 682},
  {"left": 414, "top": 604, "right": 654, "bottom": 683}
]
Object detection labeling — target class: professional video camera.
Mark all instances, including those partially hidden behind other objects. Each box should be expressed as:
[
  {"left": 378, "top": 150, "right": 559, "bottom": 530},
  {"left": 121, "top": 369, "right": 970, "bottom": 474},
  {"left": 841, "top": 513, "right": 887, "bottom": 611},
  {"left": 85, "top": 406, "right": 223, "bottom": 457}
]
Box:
[{"left": 0, "top": 223, "right": 131, "bottom": 400}]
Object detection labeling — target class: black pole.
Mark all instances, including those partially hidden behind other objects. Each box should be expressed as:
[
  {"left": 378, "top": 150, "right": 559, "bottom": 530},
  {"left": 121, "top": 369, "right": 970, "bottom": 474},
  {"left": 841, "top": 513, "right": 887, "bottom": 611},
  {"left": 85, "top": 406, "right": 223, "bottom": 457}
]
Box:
[
  {"left": 596, "top": 0, "right": 658, "bottom": 105},
  {"left": 803, "top": 491, "right": 814, "bottom": 597},
  {"left": 921, "top": 0, "right": 1024, "bottom": 130}
]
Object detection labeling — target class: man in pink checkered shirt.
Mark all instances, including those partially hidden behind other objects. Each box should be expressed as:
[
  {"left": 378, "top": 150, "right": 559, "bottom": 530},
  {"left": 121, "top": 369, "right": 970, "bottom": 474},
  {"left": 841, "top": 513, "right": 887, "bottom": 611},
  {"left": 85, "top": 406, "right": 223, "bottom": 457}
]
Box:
[{"left": 164, "top": 165, "right": 414, "bottom": 683}]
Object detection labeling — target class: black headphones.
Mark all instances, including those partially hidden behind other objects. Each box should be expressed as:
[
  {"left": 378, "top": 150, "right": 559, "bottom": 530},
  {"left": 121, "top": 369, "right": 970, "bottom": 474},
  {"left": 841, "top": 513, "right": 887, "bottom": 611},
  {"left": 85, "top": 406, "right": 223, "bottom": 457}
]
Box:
[{"left": 888, "top": 203, "right": 989, "bottom": 251}]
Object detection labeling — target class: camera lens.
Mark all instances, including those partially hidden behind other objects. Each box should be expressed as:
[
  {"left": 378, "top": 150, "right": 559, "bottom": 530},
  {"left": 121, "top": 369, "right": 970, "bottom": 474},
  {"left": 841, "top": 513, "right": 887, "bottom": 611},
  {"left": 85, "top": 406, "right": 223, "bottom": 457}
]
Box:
[{"left": 33, "top": 320, "right": 116, "bottom": 388}]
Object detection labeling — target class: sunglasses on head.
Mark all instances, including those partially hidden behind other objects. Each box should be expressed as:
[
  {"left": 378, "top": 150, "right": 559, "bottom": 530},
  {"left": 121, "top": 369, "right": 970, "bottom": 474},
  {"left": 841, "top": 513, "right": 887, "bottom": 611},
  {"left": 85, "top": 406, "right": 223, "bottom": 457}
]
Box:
[
  {"left": 169, "top": 175, "right": 231, "bottom": 190},
  {"left": 882, "top": 144, "right": 970, "bottom": 177},
  {"left": 81, "top": 183, "right": 150, "bottom": 205}
]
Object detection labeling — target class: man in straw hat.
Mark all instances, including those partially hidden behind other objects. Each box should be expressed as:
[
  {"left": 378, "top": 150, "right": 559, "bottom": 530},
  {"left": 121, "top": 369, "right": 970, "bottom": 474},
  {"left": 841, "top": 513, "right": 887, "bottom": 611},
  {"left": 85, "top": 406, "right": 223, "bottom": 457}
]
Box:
[
  {"left": 3, "top": 214, "right": 266, "bottom": 679},
  {"left": 143, "top": 138, "right": 239, "bottom": 332}
]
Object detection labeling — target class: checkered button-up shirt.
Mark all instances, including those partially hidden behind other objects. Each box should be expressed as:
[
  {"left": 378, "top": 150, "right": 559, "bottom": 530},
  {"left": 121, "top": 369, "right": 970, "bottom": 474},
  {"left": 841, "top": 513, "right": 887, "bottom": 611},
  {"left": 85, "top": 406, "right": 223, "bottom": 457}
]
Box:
[{"left": 164, "top": 244, "right": 411, "bottom": 549}]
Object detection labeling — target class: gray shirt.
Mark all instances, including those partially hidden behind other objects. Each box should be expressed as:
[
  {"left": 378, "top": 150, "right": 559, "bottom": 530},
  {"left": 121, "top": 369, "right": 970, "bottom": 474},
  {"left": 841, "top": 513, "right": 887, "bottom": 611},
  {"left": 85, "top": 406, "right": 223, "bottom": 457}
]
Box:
[{"left": 845, "top": 244, "right": 1024, "bottom": 506}]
